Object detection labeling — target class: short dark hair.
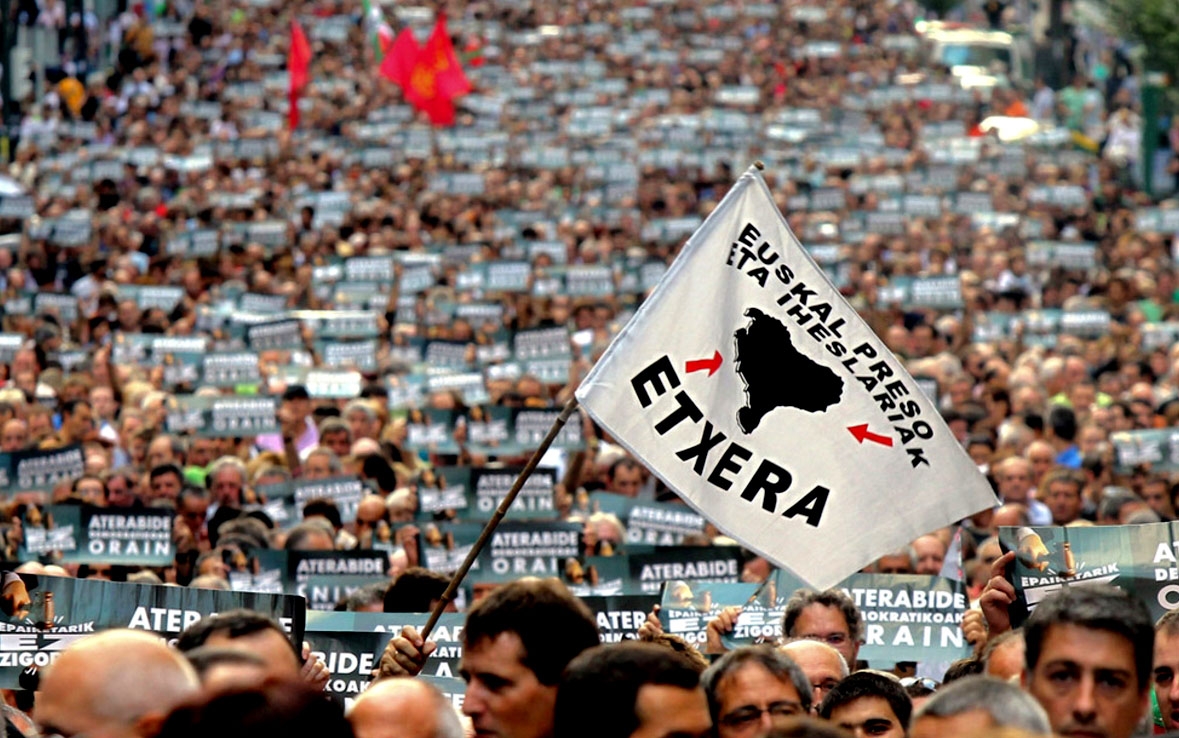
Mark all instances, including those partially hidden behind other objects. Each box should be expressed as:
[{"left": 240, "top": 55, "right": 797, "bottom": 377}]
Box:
[
  {"left": 177, "top": 609, "right": 300, "bottom": 662},
  {"left": 1024, "top": 585, "right": 1153, "bottom": 691},
  {"left": 818, "top": 672, "right": 911, "bottom": 730},
  {"left": 183, "top": 645, "right": 267, "bottom": 678},
  {"left": 555, "top": 642, "right": 703, "bottom": 738},
  {"left": 941, "top": 657, "right": 985, "bottom": 684},
  {"left": 462, "top": 579, "right": 600, "bottom": 685},
  {"left": 384, "top": 568, "right": 448, "bottom": 613},
  {"left": 60, "top": 398, "right": 90, "bottom": 418},
  {"left": 150, "top": 463, "right": 184, "bottom": 482},
  {"left": 302, "top": 499, "right": 343, "bottom": 530},
  {"left": 702, "top": 645, "right": 813, "bottom": 723},
  {"left": 155, "top": 680, "right": 352, "bottom": 738},
  {"left": 781, "top": 590, "right": 863, "bottom": 644},
  {"left": 1047, "top": 405, "right": 1077, "bottom": 442}
]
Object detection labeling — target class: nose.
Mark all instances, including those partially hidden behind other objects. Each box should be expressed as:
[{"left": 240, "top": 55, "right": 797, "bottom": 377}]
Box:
[
  {"left": 463, "top": 681, "right": 487, "bottom": 718},
  {"left": 1073, "top": 676, "right": 1098, "bottom": 723}
]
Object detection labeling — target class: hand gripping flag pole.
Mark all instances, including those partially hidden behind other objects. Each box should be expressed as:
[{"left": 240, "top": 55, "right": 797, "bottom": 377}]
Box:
[{"left": 419, "top": 397, "right": 580, "bottom": 641}]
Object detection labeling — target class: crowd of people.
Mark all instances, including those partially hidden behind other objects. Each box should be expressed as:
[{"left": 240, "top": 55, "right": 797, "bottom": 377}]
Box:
[{"left": 0, "top": 0, "right": 1177, "bottom": 732}]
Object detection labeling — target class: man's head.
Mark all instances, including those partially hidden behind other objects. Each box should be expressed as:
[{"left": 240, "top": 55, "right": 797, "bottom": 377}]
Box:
[
  {"left": 177, "top": 609, "right": 301, "bottom": 681},
  {"left": 981, "top": 629, "right": 1024, "bottom": 682},
  {"left": 817, "top": 672, "right": 910, "bottom": 738},
  {"left": 701, "top": 646, "right": 811, "bottom": 738},
  {"left": 607, "top": 458, "right": 643, "bottom": 498},
  {"left": 1, "top": 418, "right": 28, "bottom": 452},
  {"left": 350, "top": 677, "right": 464, "bottom": 738},
  {"left": 303, "top": 447, "right": 341, "bottom": 480},
  {"left": 1043, "top": 469, "right": 1085, "bottom": 525},
  {"left": 319, "top": 417, "right": 353, "bottom": 458},
  {"left": 778, "top": 640, "right": 849, "bottom": 711},
  {"left": 995, "top": 457, "right": 1033, "bottom": 504},
  {"left": 459, "top": 578, "right": 601, "bottom": 738},
  {"left": 59, "top": 399, "right": 94, "bottom": 443},
  {"left": 909, "top": 535, "right": 946, "bottom": 575},
  {"left": 556, "top": 642, "right": 710, "bottom": 738},
  {"left": 207, "top": 457, "right": 247, "bottom": 507},
  {"left": 781, "top": 590, "right": 862, "bottom": 668},
  {"left": 182, "top": 646, "right": 269, "bottom": 695},
  {"left": 35, "top": 629, "right": 200, "bottom": 738},
  {"left": 1022, "top": 585, "right": 1153, "bottom": 738},
  {"left": 149, "top": 463, "right": 184, "bottom": 501},
  {"left": 910, "top": 676, "right": 1050, "bottom": 738},
  {"left": 1153, "top": 610, "right": 1179, "bottom": 730}
]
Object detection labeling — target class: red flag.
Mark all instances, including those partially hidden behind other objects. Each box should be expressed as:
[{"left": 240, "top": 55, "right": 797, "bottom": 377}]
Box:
[
  {"left": 379, "top": 28, "right": 420, "bottom": 86},
  {"left": 404, "top": 60, "right": 456, "bottom": 125},
  {"left": 421, "top": 13, "right": 471, "bottom": 99},
  {"left": 287, "top": 20, "right": 312, "bottom": 129}
]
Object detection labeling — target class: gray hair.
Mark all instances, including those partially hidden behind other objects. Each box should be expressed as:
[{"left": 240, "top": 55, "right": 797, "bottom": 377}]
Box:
[
  {"left": 913, "top": 675, "right": 1050, "bottom": 734},
  {"left": 344, "top": 400, "right": 377, "bottom": 421},
  {"left": 207, "top": 456, "right": 247, "bottom": 485},
  {"left": 305, "top": 446, "right": 342, "bottom": 473},
  {"left": 702, "top": 646, "right": 813, "bottom": 722}
]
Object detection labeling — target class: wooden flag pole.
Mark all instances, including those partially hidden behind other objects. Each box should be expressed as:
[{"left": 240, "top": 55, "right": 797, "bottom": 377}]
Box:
[{"left": 418, "top": 396, "right": 581, "bottom": 641}]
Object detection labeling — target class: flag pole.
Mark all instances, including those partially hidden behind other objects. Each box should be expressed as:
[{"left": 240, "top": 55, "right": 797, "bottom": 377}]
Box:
[{"left": 419, "top": 396, "right": 581, "bottom": 641}]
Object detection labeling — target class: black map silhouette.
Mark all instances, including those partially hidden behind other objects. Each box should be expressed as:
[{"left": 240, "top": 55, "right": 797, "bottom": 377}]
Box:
[{"left": 733, "top": 308, "right": 844, "bottom": 433}]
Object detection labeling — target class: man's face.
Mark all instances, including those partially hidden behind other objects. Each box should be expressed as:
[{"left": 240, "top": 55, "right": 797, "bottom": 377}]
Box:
[
  {"left": 1, "top": 421, "right": 27, "bottom": 452},
  {"left": 911, "top": 537, "right": 945, "bottom": 575},
  {"left": 89, "top": 388, "right": 116, "bottom": 420},
  {"left": 828, "top": 696, "right": 905, "bottom": 738},
  {"left": 1047, "top": 481, "right": 1084, "bottom": 525},
  {"left": 791, "top": 604, "right": 857, "bottom": 668},
  {"left": 150, "top": 472, "right": 182, "bottom": 501},
  {"left": 303, "top": 453, "right": 333, "bottom": 480},
  {"left": 106, "top": 475, "right": 135, "bottom": 507},
  {"left": 999, "top": 464, "right": 1032, "bottom": 503},
  {"left": 780, "top": 643, "right": 843, "bottom": 710},
  {"left": 714, "top": 662, "right": 805, "bottom": 738},
  {"left": 75, "top": 478, "right": 104, "bottom": 504},
  {"left": 1143, "top": 482, "right": 1175, "bottom": 519},
  {"left": 210, "top": 470, "right": 243, "bottom": 506},
  {"left": 323, "top": 429, "right": 351, "bottom": 458},
  {"left": 65, "top": 404, "right": 93, "bottom": 440},
  {"left": 1154, "top": 628, "right": 1179, "bottom": 730},
  {"left": 180, "top": 497, "right": 209, "bottom": 533},
  {"left": 348, "top": 410, "right": 375, "bottom": 440},
  {"left": 874, "top": 554, "right": 911, "bottom": 574},
  {"left": 147, "top": 438, "right": 175, "bottom": 469},
  {"left": 911, "top": 709, "right": 995, "bottom": 738},
  {"left": 1027, "top": 448, "right": 1055, "bottom": 483},
  {"left": 189, "top": 439, "right": 216, "bottom": 468},
  {"left": 1023, "top": 623, "right": 1147, "bottom": 738},
  {"left": 632, "top": 685, "right": 711, "bottom": 738},
  {"left": 610, "top": 465, "right": 642, "bottom": 498},
  {"left": 461, "top": 632, "right": 556, "bottom": 738}
]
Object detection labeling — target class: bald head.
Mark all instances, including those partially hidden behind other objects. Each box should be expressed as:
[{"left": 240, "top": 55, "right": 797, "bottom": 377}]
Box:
[
  {"left": 780, "top": 639, "right": 849, "bottom": 709},
  {"left": 37, "top": 630, "right": 200, "bottom": 738},
  {"left": 350, "top": 678, "right": 463, "bottom": 738}
]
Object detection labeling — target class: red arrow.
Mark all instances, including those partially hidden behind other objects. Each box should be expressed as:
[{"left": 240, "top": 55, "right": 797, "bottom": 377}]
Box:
[
  {"left": 848, "top": 424, "right": 894, "bottom": 447},
  {"left": 685, "top": 351, "right": 723, "bottom": 377}
]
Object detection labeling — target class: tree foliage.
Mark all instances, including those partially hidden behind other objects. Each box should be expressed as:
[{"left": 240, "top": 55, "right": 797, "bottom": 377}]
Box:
[{"left": 1105, "top": 0, "right": 1179, "bottom": 78}]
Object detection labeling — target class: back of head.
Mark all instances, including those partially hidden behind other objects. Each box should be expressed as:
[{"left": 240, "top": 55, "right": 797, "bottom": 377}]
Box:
[
  {"left": 462, "top": 579, "right": 599, "bottom": 686},
  {"left": 350, "top": 677, "right": 463, "bottom": 738},
  {"left": 1024, "top": 585, "right": 1153, "bottom": 691},
  {"left": 384, "top": 568, "right": 448, "bottom": 613},
  {"left": 818, "top": 672, "right": 911, "bottom": 730},
  {"left": 913, "top": 676, "right": 1050, "bottom": 734},
  {"left": 555, "top": 642, "right": 704, "bottom": 738},
  {"left": 37, "top": 629, "right": 200, "bottom": 734},
  {"left": 177, "top": 609, "right": 291, "bottom": 652},
  {"left": 157, "top": 681, "right": 353, "bottom": 738}
]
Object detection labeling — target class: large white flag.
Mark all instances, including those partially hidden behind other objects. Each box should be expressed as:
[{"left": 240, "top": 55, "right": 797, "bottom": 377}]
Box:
[{"left": 576, "top": 166, "right": 996, "bottom": 590}]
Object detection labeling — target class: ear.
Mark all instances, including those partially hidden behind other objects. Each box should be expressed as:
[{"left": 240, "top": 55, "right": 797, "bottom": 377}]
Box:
[{"left": 133, "top": 711, "right": 168, "bottom": 738}]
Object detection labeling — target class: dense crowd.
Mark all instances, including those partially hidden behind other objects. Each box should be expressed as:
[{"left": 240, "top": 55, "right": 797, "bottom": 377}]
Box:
[{"left": 0, "top": 0, "right": 1177, "bottom": 733}]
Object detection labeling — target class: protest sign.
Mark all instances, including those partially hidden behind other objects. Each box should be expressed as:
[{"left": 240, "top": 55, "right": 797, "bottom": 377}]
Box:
[
  {"left": 22, "top": 506, "right": 174, "bottom": 565},
  {"left": 292, "top": 476, "right": 368, "bottom": 523},
  {"left": 658, "top": 571, "right": 969, "bottom": 664},
  {"left": 468, "top": 521, "right": 582, "bottom": 583},
  {"left": 579, "top": 594, "right": 661, "bottom": 643},
  {"left": 998, "top": 522, "right": 1179, "bottom": 625},
  {"left": 0, "top": 575, "right": 304, "bottom": 688},
  {"left": 0, "top": 446, "right": 86, "bottom": 491},
  {"left": 576, "top": 166, "right": 995, "bottom": 589},
  {"left": 305, "top": 611, "right": 466, "bottom": 679},
  {"left": 428, "top": 466, "right": 558, "bottom": 521},
  {"left": 630, "top": 547, "right": 741, "bottom": 595},
  {"left": 590, "top": 492, "right": 707, "bottom": 545},
  {"left": 246, "top": 550, "right": 390, "bottom": 610}
]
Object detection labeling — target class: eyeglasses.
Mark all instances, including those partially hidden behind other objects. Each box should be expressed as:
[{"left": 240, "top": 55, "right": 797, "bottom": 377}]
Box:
[
  {"left": 900, "top": 677, "right": 940, "bottom": 690},
  {"left": 720, "top": 701, "right": 805, "bottom": 728}
]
